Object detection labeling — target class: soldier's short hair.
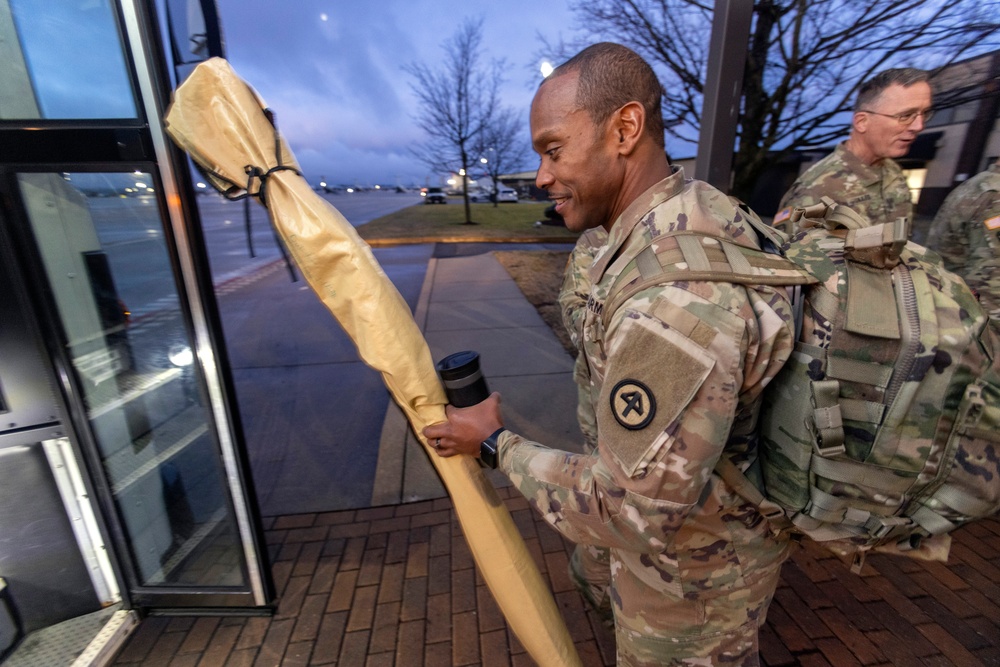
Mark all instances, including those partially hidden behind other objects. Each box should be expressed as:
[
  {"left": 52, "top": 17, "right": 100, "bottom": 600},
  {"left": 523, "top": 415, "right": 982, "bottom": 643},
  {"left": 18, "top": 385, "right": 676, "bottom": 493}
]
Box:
[
  {"left": 551, "top": 42, "right": 666, "bottom": 148},
  {"left": 854, "top": 68, "right": 931, "bottom": 111}
]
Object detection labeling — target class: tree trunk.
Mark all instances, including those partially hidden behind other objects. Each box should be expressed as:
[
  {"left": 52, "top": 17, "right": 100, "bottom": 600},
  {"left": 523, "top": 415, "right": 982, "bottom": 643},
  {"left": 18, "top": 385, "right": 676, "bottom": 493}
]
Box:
[{"left": 460, "top": 151, "right": 474, "bottom": 224}]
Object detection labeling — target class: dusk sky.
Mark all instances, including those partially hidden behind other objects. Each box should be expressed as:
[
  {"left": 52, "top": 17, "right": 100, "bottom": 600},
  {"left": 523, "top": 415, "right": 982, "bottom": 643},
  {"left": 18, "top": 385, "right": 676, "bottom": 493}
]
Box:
[{"left": 214, "top": 1, "right": 578, "bottom": 189}]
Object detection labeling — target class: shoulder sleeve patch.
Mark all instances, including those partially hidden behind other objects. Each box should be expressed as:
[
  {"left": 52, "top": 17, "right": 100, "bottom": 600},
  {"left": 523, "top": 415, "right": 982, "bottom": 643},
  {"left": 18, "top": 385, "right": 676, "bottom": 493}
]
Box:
[
  {"left": 609, "top": 379, "right": 656, "bottom": 429},
  {"left": 984, "top": 215, "right": 1000, "bottom": 231},
  {"left": 598, "top": 316, "right": 715, "bottom": 477}
]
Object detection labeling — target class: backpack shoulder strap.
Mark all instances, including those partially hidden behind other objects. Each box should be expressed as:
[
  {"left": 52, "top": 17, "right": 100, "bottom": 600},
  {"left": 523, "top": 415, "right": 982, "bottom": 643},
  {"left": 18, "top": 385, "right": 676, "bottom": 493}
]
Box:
[
  {"left": 714, "top": 456, "right": 794, "bottom": 532},
  {"left": 601, "top": 230, "right": 816, "bottom": 331},
  {"left": 597, "top": 208, "right": 817, "bottom": 533},
  {"left": 792, "top": 195, "right": 895, "bottom": 233}
]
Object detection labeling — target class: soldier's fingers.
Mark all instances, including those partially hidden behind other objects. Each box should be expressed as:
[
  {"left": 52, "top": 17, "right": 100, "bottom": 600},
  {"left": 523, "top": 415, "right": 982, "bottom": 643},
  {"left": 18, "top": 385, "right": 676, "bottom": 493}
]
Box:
[
  {"left": 422, "top": 423, "right": 448, "bottom": 441},
  {"left": 431, "top": 441, "right": 460, "bottom": 457}
]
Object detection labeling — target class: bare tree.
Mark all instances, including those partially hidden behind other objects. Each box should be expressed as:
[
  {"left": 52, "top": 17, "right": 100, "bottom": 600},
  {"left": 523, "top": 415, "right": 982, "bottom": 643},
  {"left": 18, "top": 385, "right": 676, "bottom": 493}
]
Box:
[
  {"left": 405, "top": 19, "right": 502, "bottom": 224},
  {"left": 473, "top": 106, "right": 532, "bottom": 207},
  {"left": 547, "top": 0, "right": 1000, "bottom": 199}
]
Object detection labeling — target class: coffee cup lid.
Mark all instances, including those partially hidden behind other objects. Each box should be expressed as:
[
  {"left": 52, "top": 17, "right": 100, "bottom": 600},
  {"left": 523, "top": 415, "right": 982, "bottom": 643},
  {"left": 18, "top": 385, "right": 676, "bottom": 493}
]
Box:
[{"left": 436, "top": 350, "right": 480, "bottom": 379}]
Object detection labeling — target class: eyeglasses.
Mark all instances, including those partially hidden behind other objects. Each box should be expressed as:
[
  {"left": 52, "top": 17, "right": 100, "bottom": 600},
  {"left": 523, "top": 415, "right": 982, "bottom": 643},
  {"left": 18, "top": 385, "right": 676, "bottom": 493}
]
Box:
[{"left": 860, "top": 108, "right": 935, "bottom": 126}]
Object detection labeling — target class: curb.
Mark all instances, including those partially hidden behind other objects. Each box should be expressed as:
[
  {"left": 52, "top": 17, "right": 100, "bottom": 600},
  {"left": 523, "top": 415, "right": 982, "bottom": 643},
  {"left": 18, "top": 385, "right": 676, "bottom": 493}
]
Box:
[
  {"left": 370, "top": 256, "right": 445, "bottom": 507},
  {"left": 363, "top": 235, "right": 578, "bottom": 247}
]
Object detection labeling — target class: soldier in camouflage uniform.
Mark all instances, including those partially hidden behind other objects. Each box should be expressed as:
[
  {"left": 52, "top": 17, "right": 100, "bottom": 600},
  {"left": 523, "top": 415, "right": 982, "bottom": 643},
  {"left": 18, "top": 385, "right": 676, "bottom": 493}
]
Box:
[
  {"left": 774, "top": 68, "right": 933, "bottom": 231},
  {"left": 558, "top": 227, "right": 613, "bottom": 626},
  {"left": 425, "top": 42, "right": 795, "bottom": 666},
  {"left": 926, "top": 160, "right": 1000, "bottom": 320}
]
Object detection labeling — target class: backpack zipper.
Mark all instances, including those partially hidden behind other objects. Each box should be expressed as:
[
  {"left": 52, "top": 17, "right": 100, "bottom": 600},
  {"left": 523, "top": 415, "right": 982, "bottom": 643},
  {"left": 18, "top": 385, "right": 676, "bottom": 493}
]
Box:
[{"left": 885, "top": 264, "right": 920, "bottom": 405}]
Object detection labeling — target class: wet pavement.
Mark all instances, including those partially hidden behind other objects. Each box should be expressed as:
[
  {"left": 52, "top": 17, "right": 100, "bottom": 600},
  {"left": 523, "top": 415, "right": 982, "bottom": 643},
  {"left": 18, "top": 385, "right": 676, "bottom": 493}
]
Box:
[{"left": 109, "top": 201, "right": 1000, "bottom": 665}]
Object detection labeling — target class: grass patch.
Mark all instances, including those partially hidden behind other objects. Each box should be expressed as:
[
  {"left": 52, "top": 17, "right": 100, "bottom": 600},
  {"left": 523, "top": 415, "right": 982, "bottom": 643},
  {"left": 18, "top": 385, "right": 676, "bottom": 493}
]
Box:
[
  {"left": 356, "top": 199, "right": 578, "bottom": 243},
  {"left": 493, "top": 250, "right": 576, "bottom": 357}
]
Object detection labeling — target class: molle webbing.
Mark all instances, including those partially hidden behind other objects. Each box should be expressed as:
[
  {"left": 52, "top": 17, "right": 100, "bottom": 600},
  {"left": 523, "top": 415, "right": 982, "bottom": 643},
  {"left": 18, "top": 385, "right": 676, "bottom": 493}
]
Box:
[
  {"left": 793, "top": 196, "right": 871, "bottom": 231},
  {"left": 845, "top": 218, "right": 908, "bottom": 262},
  {"left": 825, "top": 356, "right": 893, "bottom": 387},
  {"left": 602, "top": 231, "right": 815, "bottom": 329}
]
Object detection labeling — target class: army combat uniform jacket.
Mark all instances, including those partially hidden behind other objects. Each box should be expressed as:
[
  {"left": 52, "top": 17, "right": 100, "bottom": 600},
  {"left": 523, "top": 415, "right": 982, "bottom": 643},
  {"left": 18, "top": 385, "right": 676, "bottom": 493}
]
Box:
[
  {"left": 775, "top": 142, "right": 911, "bottom": 230},
  {"left": 559, "top": 227, "right": 607, "bottom": 452},
  {"left": 926, "top": 163, "right": 1000, "bottom": 320},
  {"left": 497, "top": 167, "right": 794, "bottom": 663}
]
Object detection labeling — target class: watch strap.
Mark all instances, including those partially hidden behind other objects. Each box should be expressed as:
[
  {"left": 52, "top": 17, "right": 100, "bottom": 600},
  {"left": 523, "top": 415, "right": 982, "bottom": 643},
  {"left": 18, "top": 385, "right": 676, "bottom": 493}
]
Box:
[{"left": 480, "top": 427, "right": 506, "bottom": 469}]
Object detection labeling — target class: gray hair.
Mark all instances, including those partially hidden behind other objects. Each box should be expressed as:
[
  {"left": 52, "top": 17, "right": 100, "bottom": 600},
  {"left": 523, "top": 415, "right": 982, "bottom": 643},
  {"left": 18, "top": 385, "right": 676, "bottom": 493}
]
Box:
[{"left": 855, "top": 68, "right": 931, "bottom": 111}]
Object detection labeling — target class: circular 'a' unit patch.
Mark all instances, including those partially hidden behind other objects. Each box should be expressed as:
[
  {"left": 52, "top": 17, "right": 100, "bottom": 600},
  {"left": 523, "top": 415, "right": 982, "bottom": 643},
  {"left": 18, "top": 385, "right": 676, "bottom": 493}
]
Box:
[{"left": 609, "top": 379, "right": 656, "bottom": 430}]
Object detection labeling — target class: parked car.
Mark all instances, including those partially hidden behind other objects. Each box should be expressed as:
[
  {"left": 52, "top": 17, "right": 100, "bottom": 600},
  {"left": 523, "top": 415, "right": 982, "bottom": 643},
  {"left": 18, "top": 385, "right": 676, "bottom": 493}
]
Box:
[
  {"left": 422, "top": 187, "right": 446, "bottom": 204},
  {"left": 496, "top": 185, "right": 518, "bottom": 203},
  {"left": 468, "top": 185, "right": 518, "bottom": 203}
]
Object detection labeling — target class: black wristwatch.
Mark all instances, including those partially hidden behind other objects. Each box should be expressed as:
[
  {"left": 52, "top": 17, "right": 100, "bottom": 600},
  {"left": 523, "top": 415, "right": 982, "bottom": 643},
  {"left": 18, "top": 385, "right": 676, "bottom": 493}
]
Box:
[{"left": 480, "top": 427, "right": 507, "bottom": 469}]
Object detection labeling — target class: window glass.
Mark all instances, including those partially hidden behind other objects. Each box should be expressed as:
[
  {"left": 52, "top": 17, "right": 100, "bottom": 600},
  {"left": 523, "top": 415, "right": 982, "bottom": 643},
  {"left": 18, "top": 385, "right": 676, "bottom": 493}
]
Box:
[
  {"left": 2, "top": 0, "right": 137, "bottom": 119},
  {"left": 18, "top": 172, "right": 246, "bottom": 587}
]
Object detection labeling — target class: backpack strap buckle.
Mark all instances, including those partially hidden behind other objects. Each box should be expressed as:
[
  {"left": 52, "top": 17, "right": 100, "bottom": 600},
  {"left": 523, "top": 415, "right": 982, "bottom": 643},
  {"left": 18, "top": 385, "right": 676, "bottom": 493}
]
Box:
[
  {"left": 850, "top": 548, "right": 870, "bottom": 574},
  {"left": 713, "top": 457, "right": 793, "bottom": 534},
  {"left": 865, "top": 515, "right": 912, "bottom": 540},
  {"left": 811, "top": 380, "right": 846, "bottom": 456},
  {"left": 844, "top": 217, "right": 909, "bottom": 268}
]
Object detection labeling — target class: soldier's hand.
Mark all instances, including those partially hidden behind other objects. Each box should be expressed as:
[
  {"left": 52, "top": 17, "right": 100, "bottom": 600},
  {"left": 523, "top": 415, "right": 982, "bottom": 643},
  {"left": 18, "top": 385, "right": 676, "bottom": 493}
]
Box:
[{"left": 423, "top": 392, "right": 504, "bottom": 458}]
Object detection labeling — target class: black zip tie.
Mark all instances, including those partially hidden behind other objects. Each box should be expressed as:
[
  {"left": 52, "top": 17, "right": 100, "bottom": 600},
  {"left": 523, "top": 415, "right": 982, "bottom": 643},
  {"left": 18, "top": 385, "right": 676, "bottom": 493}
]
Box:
[
  {"left": 244, "top": 197, "right": 255, "bottom": 258},
  {"left": 206, "top": 105, "right": 302, "bottom": 283}
]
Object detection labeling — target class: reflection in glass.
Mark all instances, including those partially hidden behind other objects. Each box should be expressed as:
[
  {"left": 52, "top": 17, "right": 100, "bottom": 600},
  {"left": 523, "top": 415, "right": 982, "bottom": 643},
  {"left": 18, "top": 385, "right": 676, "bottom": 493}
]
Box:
[
  {"left": 18, "top": 172, "right": 245, "bottom": 588},
  {"left": 2, "top": 0, "right": 137, "bottom": 119}
]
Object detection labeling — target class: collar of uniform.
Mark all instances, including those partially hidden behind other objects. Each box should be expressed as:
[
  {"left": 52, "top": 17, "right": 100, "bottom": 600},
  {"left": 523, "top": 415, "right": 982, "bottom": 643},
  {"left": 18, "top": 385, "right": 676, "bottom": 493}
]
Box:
[
  {"left": 837, "top": 141, "right": 904, "bottom": 188},
  {"left": 589, "top": 165, "right": 686, "bottom": 283}
]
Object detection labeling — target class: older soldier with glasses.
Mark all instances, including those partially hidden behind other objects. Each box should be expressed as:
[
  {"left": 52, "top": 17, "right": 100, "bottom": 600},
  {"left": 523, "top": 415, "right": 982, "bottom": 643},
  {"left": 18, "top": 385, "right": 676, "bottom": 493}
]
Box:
[{"left": 774, "top": 68, "right": 933, "bottom": 230}]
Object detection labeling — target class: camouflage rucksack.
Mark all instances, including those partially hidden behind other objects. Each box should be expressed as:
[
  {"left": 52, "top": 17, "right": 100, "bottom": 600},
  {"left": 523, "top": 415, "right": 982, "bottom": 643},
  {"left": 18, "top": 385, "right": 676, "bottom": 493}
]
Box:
[{"left": 605, "top": 197, "right": 1000, "bottom": 569}]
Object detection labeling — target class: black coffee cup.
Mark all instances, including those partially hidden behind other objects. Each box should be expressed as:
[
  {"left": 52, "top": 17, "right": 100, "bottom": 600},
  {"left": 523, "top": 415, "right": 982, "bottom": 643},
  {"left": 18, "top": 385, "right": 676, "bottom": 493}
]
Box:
[{"left": 436, "top": 350, "right": 490, "bottom": 407}]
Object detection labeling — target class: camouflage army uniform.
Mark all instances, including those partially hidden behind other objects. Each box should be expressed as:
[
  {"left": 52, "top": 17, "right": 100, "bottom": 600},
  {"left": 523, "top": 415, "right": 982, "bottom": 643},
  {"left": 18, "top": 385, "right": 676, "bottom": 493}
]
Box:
[
  {"left": 774, "top": 142, "right": 911, "bottom": 231},
  {"left": 559, "top": 226, "right": 608, "bottom": 452},
  {"left": 558, "top": 227, "right": 612, "bottom": 626},
  {"left": 925, "top": 163, "right": 1000, "bottom": 320},
  {"left": 497, "top": 166, "right": 795, "bottom": 666}
]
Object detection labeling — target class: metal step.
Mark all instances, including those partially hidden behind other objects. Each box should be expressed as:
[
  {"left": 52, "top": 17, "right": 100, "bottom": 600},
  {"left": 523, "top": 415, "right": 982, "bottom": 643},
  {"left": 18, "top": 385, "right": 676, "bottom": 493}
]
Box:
[{"left": 2, "top": 606, "right": 136, "bottom": 667}]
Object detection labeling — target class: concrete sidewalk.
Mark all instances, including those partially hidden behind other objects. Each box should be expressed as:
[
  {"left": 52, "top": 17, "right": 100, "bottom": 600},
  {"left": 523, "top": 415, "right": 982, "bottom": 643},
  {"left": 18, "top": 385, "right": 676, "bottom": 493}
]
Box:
[
  {"left": 371, "top": 252, "right": 583, "bottom": 507},
  {"left": 110, "top": 250, "right": 1000, "bottom": 666}
]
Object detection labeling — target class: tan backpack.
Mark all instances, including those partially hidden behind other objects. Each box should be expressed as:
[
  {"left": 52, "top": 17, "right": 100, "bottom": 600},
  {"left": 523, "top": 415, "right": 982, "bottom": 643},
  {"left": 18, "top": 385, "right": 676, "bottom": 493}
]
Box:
[{"left": 604, "top": 198, "right": 1000, "bottom": 569}]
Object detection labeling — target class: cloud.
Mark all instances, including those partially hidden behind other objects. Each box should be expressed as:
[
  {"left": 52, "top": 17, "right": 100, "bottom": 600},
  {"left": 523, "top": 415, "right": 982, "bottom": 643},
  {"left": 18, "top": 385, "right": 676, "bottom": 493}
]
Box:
[{"left": 216, "top": 0, "right": 574, "bottom": 184}]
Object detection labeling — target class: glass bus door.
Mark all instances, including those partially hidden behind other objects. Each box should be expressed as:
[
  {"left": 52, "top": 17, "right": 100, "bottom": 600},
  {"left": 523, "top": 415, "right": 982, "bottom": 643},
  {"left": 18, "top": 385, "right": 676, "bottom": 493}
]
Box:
[
  {"left": 0, "top": 3, "right": 272, "bottom": 660},
  {"left": 12, "top": 170, "right": 262, "bottom": 599}
]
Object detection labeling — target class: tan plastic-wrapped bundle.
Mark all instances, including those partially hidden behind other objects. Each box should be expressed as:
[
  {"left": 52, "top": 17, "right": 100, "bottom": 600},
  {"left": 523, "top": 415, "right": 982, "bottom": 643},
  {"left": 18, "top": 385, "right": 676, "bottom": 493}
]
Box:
[{"left": 164, "top": 58, "right": 580, "bottom": 667}]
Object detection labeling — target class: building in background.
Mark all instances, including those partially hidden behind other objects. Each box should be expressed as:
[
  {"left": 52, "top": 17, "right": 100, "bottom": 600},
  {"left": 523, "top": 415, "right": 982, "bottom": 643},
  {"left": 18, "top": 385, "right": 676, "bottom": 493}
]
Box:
[{"left": 919, "top": 50, "right": 1000, "bottom": 215}]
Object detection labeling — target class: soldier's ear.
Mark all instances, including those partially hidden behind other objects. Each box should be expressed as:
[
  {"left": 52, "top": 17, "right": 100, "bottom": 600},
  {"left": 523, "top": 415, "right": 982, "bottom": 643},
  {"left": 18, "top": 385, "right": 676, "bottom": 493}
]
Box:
[
  {"left": 853, "top": 110, "right": 869, "bottom": 134},
  {"left": 614, "top": 102, "right": 644, "bottom": 155}
]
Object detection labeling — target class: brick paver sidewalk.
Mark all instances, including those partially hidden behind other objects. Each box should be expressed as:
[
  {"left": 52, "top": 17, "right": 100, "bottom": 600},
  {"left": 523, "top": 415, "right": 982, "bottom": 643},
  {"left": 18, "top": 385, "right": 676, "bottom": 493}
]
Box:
[{"left": 112, "top": 488, "right": 1000, "bottom": 666}]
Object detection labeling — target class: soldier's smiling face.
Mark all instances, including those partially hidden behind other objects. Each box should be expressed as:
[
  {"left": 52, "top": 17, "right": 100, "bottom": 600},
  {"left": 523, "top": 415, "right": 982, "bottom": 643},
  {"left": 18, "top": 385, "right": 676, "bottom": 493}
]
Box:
[
  {"left": 530, "top": 71, "right": 623, "bottom": 233},
  {"left": 854, "top": 81, "right": 933, "bottom": 164}
]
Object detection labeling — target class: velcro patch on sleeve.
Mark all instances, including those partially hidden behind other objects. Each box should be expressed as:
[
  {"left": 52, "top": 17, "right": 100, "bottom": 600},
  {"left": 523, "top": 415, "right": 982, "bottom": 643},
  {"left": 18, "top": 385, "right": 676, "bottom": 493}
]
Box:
[
  {"left": 984, "top": 215, "right": 1000, "bottom": 231},
  {"left": 598, "top": 316, "right": 715, "bottom": 477}
]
